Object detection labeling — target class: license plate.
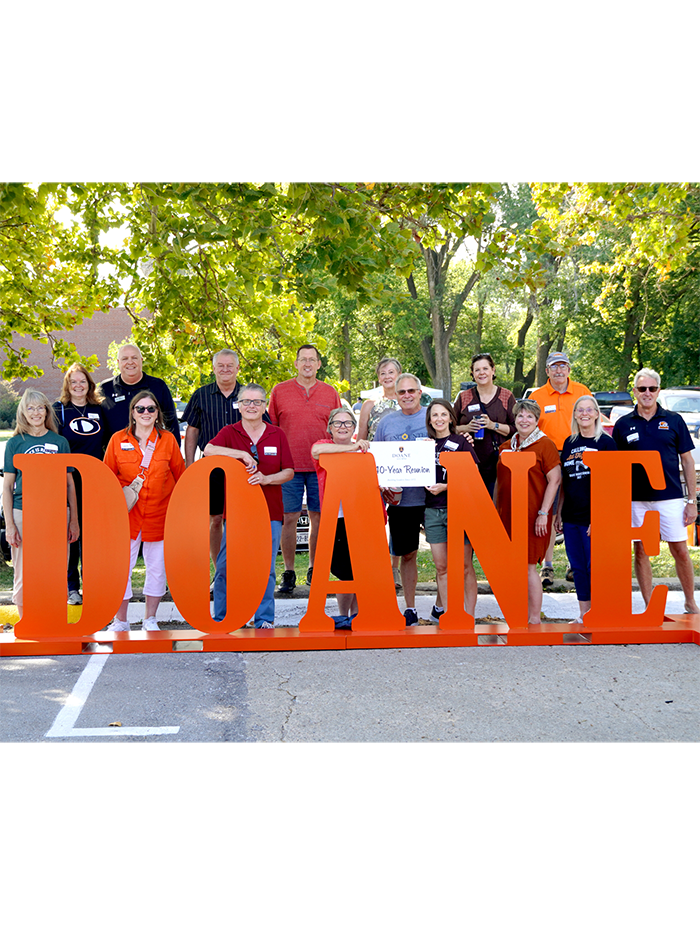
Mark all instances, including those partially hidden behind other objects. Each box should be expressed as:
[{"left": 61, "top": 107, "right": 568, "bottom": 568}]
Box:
[{"left": 297, "top": 530, "right": 309, "bottom": 545}]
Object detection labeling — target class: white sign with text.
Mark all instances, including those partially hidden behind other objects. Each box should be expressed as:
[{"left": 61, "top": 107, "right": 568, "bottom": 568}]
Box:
[{"left": 370, "top": 440, "right": 436, "bottom": 487}]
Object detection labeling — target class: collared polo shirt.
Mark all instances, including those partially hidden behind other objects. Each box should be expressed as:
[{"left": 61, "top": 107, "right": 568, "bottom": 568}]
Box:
[
  {"left": 529, "top": 378, "right": 591, "bottom": 450},
  {"left": 208, "top": 421, "right": 294, "bottom": 522},
  {"left": 612, "top": 405, "right": 694, "bottom": 500},
  {"left": 99, "top": 373, "right": 181, "bottom": 444}
]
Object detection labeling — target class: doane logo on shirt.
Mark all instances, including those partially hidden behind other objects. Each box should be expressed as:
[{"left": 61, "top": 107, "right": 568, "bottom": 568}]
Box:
[
  {"left": 69, "top": 417, "right": 102, "bottom": 436},
  {"left": 26, "top": 443, "right": 58, "bottom": 454}
]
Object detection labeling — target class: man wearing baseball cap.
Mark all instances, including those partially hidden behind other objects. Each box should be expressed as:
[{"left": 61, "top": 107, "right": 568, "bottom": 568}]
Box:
[{"left": 529, "top": 351, "right": 592, "bottom": 587}]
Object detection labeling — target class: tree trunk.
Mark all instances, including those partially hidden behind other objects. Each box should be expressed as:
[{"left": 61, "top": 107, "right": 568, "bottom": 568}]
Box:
[{"left": 512, "top": 293, "right": 536, "bottom": 395}]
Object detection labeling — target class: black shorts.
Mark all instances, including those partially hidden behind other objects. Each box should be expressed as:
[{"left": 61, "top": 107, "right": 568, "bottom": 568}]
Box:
[
  {"left": 330, "top": 518, "right": 353, "bottom": 581},
  {"left": 209, "top": 466, "right": 225, "bottom": 516},
  {"left": 387, "top": 504, "right": 425, "bottom": 557}
]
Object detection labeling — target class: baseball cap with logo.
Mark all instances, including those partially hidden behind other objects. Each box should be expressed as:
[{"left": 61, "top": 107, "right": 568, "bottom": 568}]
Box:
[{"left": 546, "top": 351, "right": 570, "bottom": 367}]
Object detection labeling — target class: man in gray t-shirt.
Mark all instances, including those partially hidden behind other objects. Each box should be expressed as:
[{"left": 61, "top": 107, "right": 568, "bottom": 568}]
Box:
[{"left": 373, "top": 373, "right": 428, "bottom": 625}]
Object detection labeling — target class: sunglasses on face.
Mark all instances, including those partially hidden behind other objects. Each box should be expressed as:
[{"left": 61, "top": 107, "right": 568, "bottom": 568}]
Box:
[
  {"left": 134, "top": 405, "right": 157, "bottom": 414},
  {"left": 398, "top": 388, "right": 419, "bottom": 395},
  {"left": 636, "top": 386, "right": 658, "bottom": 393}
]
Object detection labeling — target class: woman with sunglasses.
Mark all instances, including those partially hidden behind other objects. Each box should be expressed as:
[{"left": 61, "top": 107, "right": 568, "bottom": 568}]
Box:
[
  {"left": 205, "top": 384, "right": 294, "bottom": 628},
  {"left": 554, "top": 395, "right": 616, "bottom": 621},
  {"left": 103, "top": 390, "right": 185, "bottom": 631},
  {"left": 311, "top": 407, "right": 374, "bottom": 629},
  {"left": 453, "top": 353, "right": 515, "bottom": 497}
]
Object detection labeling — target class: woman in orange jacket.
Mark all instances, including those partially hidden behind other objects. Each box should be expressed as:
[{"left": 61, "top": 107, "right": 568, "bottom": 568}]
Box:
[{"left": 103, "top": 390, "right": 185, "bottom": 631}]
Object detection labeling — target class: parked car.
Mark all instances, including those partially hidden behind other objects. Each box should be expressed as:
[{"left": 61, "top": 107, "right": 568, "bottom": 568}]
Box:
[
  {"left": 593, "top": 390, "right": 633, "bottom": 418},
  {"left": 658, "top": 389, "right": 700, "bottom": 438}
]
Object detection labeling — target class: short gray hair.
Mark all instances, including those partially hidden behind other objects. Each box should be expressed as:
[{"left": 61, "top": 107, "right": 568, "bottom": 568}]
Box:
[
  {"left": 213, "top": 349, "right": 239, "bottom": 365},
  {"left": 396, "top": 373, "right": 421, "bottom": 391},
  {"left": 239, "top": 383, "right": 266, "bottom": 401},
  {"left": 633, "top": 367, "right": 661, "bottom": 389},
  {"left": 327, "top": 406, "right": 357, "bottom": 433}
]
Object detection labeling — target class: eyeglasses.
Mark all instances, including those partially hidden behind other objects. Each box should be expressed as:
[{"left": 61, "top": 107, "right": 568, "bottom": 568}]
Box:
[
  {"left": 398, "top": 388, "right": 419, "bottom": 395},
  {"left": 240, "top": 399, "right": 265, "bottom": 407},
  {"left": 635, "top": 385, "right": 659, "bottom": 393},
  {"left": 134, "top": 405, "right": 157, "bottom": 414},
  {"left": 25, "top": 405, "right": 45, "bottom": 413},
  {"left": 330, "top": 420, "right": 354, "bottom": 429},
  {"left": 549, "top": 363, "right": 569, "bottom": 370}
]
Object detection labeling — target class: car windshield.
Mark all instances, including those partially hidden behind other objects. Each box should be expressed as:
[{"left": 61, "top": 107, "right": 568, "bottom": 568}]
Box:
[{"left": 665, "top": 396, "right": 700, "bottom": 413}]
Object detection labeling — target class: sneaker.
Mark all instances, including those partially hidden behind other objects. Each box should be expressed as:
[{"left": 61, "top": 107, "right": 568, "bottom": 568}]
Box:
[
  {"left": 108, "top": 619, "right": 130, "bottom": 632},
  {"left": 540, "top": 565, "right": 554, "bottom": 589},
  {"left": 306, "top": 567, "right": 313, "bottom": 586},
  {"left": 278, "top": 570, "right": 296, "bottom": 593},
  {"left": 143, "top": 616, "right": 160, "bottom": 631},
  {"left": 258, "top": 621, "right": 274, "bottom": 629},
  {"left": 335, "top": 622, "right": 353, "bottom": 631},
  {"left": 67, "top": 590, "right": 82, "bottom": 606},
  {"left": 430, "top": 605, "right": 444, "bottom": 623},
  {"left": 404, "top": 607, "right": 418, "bottom": 627},
  {"left": 565, "top": 566, "right": 574, "bottom": 583}
]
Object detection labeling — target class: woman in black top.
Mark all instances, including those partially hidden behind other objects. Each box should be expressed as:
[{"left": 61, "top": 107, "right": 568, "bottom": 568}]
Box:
[
  {"left": 453, "top": 353, "right": 515, "bottom": 497},
  {"left": 554, "top": 395, "right": 616, "bottom": 621},
  {"left": 53, "top": 363, "right": 108, "bottom": 605}
]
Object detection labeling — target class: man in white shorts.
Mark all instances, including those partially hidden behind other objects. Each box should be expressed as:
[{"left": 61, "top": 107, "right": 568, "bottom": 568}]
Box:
[{"left": 612, "top": 367, "right": 698, "bottom": 614}]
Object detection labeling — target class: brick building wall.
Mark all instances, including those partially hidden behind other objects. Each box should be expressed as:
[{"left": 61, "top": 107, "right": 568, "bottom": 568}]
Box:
[{"left": 3, "top": 307, "right": 134, "bottom": 401}]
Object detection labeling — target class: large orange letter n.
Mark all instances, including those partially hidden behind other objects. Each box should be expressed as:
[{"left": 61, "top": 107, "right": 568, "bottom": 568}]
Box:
[{"left": 441, "top": 452, "right": 533, "bottom": 629}]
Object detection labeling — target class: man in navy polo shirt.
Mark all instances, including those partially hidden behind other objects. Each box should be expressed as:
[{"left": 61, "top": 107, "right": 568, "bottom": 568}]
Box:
[{"left": 613, "top": 367, "right": 698, "bottom": 614}]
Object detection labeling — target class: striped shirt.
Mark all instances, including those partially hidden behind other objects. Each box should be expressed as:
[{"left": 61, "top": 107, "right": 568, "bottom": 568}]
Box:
[{"left": 182, "top": 381, "right": 270, "bottom": 450}]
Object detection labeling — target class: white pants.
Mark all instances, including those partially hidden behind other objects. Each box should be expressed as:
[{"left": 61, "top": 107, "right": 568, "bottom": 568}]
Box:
[
  {"left": 631, "top": 498, "right": 687, "bottom": 543},
  {"left": 123, "top": 534, "right": 166, "bottom": 600}
]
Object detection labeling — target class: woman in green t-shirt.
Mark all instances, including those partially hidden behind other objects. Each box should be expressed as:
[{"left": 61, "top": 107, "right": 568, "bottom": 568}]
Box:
[{"left": 2, "top": 390, "right": 79, "bottom": 619}]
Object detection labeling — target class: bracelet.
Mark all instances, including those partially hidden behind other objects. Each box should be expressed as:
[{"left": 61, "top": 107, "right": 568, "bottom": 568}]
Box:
[{"left": 537, "top": 510, "right": 549, "bottom": 516}]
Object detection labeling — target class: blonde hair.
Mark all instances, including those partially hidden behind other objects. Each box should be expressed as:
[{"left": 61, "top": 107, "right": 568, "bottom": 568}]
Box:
[
  {"left": 570, "top": 395, "right": 603, "bottom": 440},
  {"left": 14, "top": 390, "right": 58, "bottom": 436}
]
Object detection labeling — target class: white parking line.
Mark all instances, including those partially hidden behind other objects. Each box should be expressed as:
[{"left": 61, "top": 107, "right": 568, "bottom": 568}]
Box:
[{"left": 45, "top": 654, "right": 180, "bottom": 738}]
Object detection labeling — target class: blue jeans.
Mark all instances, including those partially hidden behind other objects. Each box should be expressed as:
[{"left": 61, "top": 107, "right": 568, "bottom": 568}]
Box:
[
  {"left": 213, "top": 520, "right": 282, "bottom": 627},
  {"left": 563, "top": 522, "right": 592, "bottom": 602}
]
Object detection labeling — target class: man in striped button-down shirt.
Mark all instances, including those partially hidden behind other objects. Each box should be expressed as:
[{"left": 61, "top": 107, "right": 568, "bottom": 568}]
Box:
[{"left": 183, "top": 350, "right": 269, "bottom": 566}]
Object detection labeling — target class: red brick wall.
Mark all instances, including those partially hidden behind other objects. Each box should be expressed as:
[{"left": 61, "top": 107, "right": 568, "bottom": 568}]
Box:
[{"left": 3, "top": 307, "right": 134, "bottom": 400}]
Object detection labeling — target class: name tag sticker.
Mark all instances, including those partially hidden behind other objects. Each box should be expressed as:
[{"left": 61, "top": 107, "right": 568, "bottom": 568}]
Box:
[
  {"left": 115, "top": 395, "right": 125, "bottom": 402},
  {"left": 626, "top": 432, "right": 639, "bottom": 443},
  {"left": 444, "top": 440, "right": 460, "bottom": 450},
  {"left": 467, "top": 404, "right": 480, "bottom": 412},
  {"left": 88, "top": 413, "right": 100, "bottom": 419},
  {"left": 45, "top": 443, "right": 58, "bottom": 452},
  {"left": 121, "top": 442, "right": 135, "bottom": 450},
  {"left": 232, "top": 402, "right": 239, "bottom": 410},
  {"left": 263, "top": 446, "right": 278, "bottom": 455},
  {"left": 544, "top": 404, "right": 556, "bottom": 413}
]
